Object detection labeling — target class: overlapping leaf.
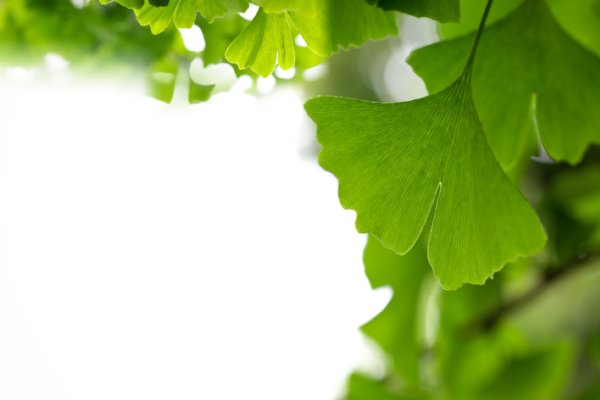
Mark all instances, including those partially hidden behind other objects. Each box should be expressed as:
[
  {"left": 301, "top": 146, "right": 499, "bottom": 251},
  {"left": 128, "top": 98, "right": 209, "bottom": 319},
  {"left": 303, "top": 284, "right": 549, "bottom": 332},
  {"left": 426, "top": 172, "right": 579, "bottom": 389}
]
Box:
[
  {"left": 305, "top": 74, "right": 546, "bottom": 289},
  {"left": 225, "top": 9, "right": 295, "bottom": 77},
  {"left": 135, "top": 0, "right": 249, "bottom": 34},
  {"left": 361, "top": 236, "right": 428, "bottom": 385},
  {"left": 552, "top": 166, "right": 600, "bottom": 248},
  {"left": 226, "top": 0, "right": 397, "bottom": 76},
  {"left": 366, "top": 0, "right": 460, "bottom": 22},
  {"left": 437, "top": 284, "right": 575, "bottom": 400},
  {"left": 408, "top": 0, "right": 600, "bottom": 168}
]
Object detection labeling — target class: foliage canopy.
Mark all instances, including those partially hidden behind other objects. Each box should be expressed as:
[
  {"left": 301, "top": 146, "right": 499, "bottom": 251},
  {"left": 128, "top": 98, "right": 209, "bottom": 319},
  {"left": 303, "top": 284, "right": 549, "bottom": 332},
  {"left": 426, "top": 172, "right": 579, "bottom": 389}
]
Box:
[{"left": 1, "top": 0, "right": 599, "bottom": 398}]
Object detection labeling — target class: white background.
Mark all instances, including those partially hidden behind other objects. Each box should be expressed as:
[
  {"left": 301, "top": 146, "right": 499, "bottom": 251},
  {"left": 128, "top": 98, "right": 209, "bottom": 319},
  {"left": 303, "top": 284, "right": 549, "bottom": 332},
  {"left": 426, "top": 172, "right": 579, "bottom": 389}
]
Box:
[{"left": 0, "top": 73, "right": 389, "bottom": 400}]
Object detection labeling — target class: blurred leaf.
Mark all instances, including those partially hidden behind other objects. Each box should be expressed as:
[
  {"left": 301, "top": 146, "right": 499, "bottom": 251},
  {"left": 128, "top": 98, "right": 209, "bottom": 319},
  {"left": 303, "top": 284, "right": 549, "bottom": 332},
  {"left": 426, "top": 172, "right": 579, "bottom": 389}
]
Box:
[
  {"left": 346, "top": 372, "right": 427, "bottom": 400},
  {"left": 436, "top": 283, "right": 505, "bottom": 396},
  {"left": 226, "top": 0, "right": 397, "bottom": 76},
  {"left": 148, "top": 56, "right": 179, "bottom": 102},
  {"left": 304, "top": 75, "right": 546, "bottom": 290},
  {"left": 251, "top": 0, "right": 309, "bottom": 12},
  {"left": 99, "top": 0, "right": 144, "bottom": 9},
  {"left": 197, "top": 13, "right": 248, "bottom": 65},
  {"left": 551, "top": 166, "right": 600, "bottom": 249},
  {"left": 409, "top": 0, "right": 600, "bottom": 168},
  {"left": 361, "top": 236, "right": 429, "bottom": 386},
  {"left": 0, "top": 0, "right": 174, "bottom": 68},
  {"left": 509, "top": 258, "right": 600, "bottom": 341},
  {"left": 476, "top": 341, "right": 575, "bottom": 400},
  {"left": 547, "top": 0, "right": 600, "bottom": 56},
  {"left": 366, "top": 0, "right": 459, "bottom": 22},
  {"left": 188, "top": 79, "right": 214, "bottom": 103},
  {"left": 225, "top": 9, "right": 295, "bottom": 77},
  {"left": 135, "top": 0, "right": 249, "bottom": 34},
  {"left": 438, "top": 0, "right": 521, "bottom": 39},
  {"left": 439, "top": 0, "right": 600, "bottom": 55},
  {"left": 436, "top": 284, "right": 574, "bottom": 399}
]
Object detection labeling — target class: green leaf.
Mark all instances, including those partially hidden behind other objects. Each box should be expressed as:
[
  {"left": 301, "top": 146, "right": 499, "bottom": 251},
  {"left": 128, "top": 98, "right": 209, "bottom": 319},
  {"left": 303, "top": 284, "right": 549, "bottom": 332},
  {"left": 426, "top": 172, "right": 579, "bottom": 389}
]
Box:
[
  {"left": 99, "top": 0, "right": 145, "bottom": 9},
  {"left": 436, "top": 281, "right": 575, "bottom": 399},
  {"left": 435, "top": 282, "right": 505, "bottom": 396},
  {"left": 546, "top": 0, "right": 600, "bottom": 57},
  {"left": 225, "top": 9, "right": 295, "bottom": 77},
  {"left": 510, "top": 257, "right": 600, "bottom": 341},
  {"left": 551, "top": 165, "right": 600, "bottom": 251},
  {"left": 188, "top": 80, "right": 214, "bottom": 103},
  {"left": 476, "top": 342, "right": 575, "bottom": 400},
  {"left": 226, "top": 0, "right": 397, "bottom": 76},
  {"left": 290, "top": 0, "right": 397, "bottom": 57},
  {"left": 147, "top": 56, "right": 178, "bottom": 102},
  {"left": 408, "top": 0, "right": 600, "bottom": 168},
  {"left": 346, "top": 372, "right": 425, "bottom": 400},
  {"left": 305, "top": 75, "right": 546, "bottom": 290},
  {"left": 135, "top": 0, "right": 249, "bottom": 34},
  {"left": 251, "top": 0, "right": 310, "bottom": 13},
  {"left": 365, "top": 0, "right": 460, "bottom": 22},
  {"left": 361, "top": 236, "right": 428, "bottom": 385}
]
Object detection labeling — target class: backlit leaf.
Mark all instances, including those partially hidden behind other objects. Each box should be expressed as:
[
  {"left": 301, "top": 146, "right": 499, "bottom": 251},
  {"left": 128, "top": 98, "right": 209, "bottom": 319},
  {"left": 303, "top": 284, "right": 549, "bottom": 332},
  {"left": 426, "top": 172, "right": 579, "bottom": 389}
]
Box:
[
  {"left": 226, "top": 0, "right": 397, "bottom": 76},
  {"left": 135, "top": 0, "right": 249, "bottom": 34},
  {"left": 225, "top": 9, "right": 295, "bottom": 77},
  {"left": 305, "top": 74, "right": 546, "bottom": 289},
  {"left": 408, "top": 0, "right": 600, "bottom": 168}
]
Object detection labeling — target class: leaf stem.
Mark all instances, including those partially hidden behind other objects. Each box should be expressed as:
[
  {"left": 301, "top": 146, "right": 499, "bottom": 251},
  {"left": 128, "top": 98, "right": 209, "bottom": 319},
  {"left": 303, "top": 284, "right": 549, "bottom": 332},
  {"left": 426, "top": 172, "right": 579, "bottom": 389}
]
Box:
[{"left": 462, "top": 0, "right": 495, "bottom": 77}]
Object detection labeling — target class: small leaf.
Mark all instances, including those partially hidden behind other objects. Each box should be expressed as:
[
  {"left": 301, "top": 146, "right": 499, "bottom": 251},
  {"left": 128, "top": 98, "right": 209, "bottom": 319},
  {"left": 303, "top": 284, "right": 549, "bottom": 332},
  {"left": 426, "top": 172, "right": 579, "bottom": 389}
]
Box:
[
  {"left": 361, "top": 236, "right": 428, "bottom": 385},
  {"left": 408, "top": 0, "right": 600, "bottom": 168},
  {"left": 135, "top": 0, "right": 249, "bottom": 34},
  {"left": 346, "top": 372, "right": 418, "bottom": 400},
  {"left": 305, "top": 75, "right": 546, "bottom": 290},
  {"left": 226, "top": 0, "right": 397, "bottom": 76},
  {"left": 366, "top": 0, "right": 460, "bottom": 22},
  {"left": 188, "top": 80, "right": 214, "bottom": 103},
  {"left": 147, "top": 57, "right": 178, "bottom": 103},
  {"left": 225, "top": 9, "right": 295, "bottom": 77}
]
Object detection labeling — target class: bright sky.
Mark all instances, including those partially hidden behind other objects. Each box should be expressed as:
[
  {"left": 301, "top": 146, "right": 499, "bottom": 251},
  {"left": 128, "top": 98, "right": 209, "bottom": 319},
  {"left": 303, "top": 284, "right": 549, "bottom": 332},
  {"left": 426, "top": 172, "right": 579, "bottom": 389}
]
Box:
[{"left": 0, "top": 71, "right": 389, "bottom": 400}]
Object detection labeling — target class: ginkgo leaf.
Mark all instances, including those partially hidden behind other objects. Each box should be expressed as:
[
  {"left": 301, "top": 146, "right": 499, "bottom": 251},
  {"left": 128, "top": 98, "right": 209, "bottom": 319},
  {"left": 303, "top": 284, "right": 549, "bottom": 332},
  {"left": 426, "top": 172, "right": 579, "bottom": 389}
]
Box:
[
  {"left": 305, "top": 74, "right": 546, "bottom": 290},
  {"left": 135, "top": 0, "right": 249, "bottom": 34},
  {"left": 366, "top": 0, "right": 460, "bottom": 22},
  {"left": 408, "top": 0, "right": 600, "bottom": 168},
  {"left": 361, "top": 236, "right": 428, "bottom": 385},
  {"left": 225, "top": 9, "right": 295, "bottom": 77},
  {"left": 225, "top": 0, "right": 397, "bottom": 76}
]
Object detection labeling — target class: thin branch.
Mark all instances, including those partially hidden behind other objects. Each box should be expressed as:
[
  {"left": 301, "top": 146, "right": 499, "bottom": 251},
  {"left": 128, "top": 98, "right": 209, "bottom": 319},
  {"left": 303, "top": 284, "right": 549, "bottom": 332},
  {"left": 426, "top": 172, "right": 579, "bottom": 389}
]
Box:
[{"left": 462, "top": 253, "right": 600, "bottom": 336}]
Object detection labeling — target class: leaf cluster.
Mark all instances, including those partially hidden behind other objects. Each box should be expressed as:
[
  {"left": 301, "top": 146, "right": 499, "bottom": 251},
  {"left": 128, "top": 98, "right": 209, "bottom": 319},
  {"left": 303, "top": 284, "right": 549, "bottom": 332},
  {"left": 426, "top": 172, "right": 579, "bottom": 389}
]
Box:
[{"left": 1, "top": 0, "right": 600, "bottom": 398}]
